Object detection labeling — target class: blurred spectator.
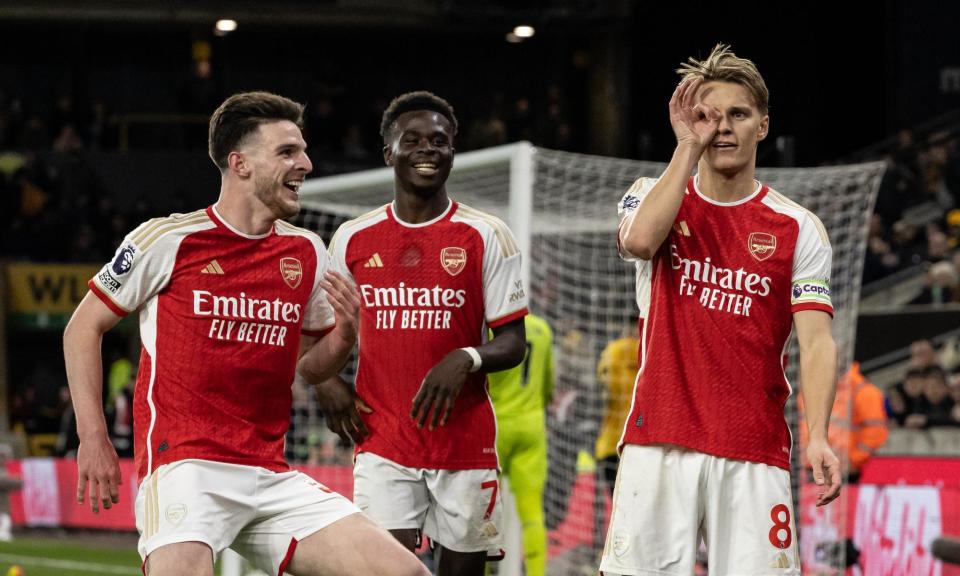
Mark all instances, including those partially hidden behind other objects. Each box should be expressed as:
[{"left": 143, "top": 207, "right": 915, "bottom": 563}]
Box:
[
  {"left": 52, "top": 124, "right": 84, "bottom": 155},
  {"left": 874, "top": 130, "right": 919, "bottom": 226},
  {"left": 917, "top": 132, "right": 956, "bottom": 212},
  {"left": 909, "top": 260, "right": 959, "bottom": 305},
  {"left": 890, "top": 219, "right": 927, "bottom": 268},
  {"left": 887, "top": 367, "right": 927, "bottom": 427},
  {"left": 908, "top": 365, "right": 960, "bottom": 428},
  {"left": 910, "top": 339, "right": 939, "bottom": 370},
  {"left": 950, "top": 369, "right": 960, "bottom": 423},
  {"left": 863, "top": 214, "right": 901, "bottom": 282},
  {"left": 926, "top": 224, "right": 951, "bottom": 262}
]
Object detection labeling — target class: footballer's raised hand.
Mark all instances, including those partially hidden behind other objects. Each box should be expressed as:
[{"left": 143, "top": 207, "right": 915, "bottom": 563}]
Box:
[{"left": 669, "top": 76, "right": 721, "bottom": 152}]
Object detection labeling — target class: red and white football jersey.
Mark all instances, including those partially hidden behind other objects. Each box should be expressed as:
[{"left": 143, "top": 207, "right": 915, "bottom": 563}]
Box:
[
  {"left": 617, "top": 176, "right": 833, "bottom": 470},
  {"left": 328, "top": 200, "right": 528, "bottom": 470},
  {"left": 88, "top": 206, "right": 335, "bottom": 483}
]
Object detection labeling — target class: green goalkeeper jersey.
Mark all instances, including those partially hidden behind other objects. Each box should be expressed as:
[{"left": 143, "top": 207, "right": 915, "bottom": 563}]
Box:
[{"left": 488, "top": 314, "right": 554, "bottom": 420}]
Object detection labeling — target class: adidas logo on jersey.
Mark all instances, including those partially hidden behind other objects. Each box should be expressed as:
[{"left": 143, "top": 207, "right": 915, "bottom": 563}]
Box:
[
  {"left": 201, "top": 260, "right": 225, "bottom": 275},
  {"left": 364, "top": 253, "right": 384, "bottom": 268},
  {"left": 673, "top": 221, "right": 691, "bottom": 237}
]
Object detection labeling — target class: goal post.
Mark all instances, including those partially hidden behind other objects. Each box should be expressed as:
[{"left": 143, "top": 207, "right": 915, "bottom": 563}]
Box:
[{"left": 292, "top": 144, "right": 885, "bottom": 575}]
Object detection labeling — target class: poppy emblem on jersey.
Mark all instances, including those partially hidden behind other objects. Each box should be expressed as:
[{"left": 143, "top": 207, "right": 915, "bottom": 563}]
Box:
[
  {"left": 748, "top": 232, "right": 777, "bottom": 261},
  {"left": 440, "top": 247, "right": 467, "bottom": 276},
  {"left": 280, "top": 257, "right": 303, "bottom": 289}
]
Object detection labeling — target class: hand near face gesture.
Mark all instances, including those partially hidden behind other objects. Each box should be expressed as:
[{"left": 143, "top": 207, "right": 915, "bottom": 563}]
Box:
[{"left": 669, "top": 76, "right": 722, "bottom": 153}]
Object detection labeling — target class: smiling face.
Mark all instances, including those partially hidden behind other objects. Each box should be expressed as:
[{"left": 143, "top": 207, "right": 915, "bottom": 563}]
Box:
[
  {"left": 696, "top": 81, "right": 768, "bottom": 176},
  {"left": 238, "top": 120, "right": 312, "bottom": 219},
  {"left": 383, "top": 110, "right": 455, "bottom": 198}
]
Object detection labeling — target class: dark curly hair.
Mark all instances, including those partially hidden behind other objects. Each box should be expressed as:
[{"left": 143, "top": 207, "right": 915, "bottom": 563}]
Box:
[{"left": 379, "top": 91, "right": 458, "bottom": 143}]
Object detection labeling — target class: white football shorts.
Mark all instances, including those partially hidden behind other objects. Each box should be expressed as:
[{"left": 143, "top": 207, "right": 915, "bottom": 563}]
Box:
[
  {"left": 600, "top": 444, "right": 801, "bottom": 576},
  {"left": 353, "top": 452, "right": 503, "bottom": 553},
  {"left": 135, "top": 459, "right": 360, "bottom": 575}
]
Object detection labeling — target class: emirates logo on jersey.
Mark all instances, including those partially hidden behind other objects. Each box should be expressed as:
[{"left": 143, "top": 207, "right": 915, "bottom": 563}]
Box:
[
  {"left": 440, "top": 247, "right": 467, "bottom": 276},
  {"left": 748, "top": 232, "right": 777, "bottom": 261},
  {"left": 280, "top": 257, "right": 302, "bottom": 289}
]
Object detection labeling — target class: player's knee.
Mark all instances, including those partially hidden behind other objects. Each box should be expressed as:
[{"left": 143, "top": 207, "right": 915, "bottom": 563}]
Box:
[{"left": 145, "top": 542, "right": 214, "bottom": 576}]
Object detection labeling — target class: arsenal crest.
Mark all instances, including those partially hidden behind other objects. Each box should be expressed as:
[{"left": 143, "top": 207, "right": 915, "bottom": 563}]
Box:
[
  {"left": 280, "top": 257, "right": 303, "bottom": 289},
  {"left": 748, "top": 232, "right": 777, "bottom": 261},
  {"left": 440, "top": 247, "right": 467, "bottom": 276}
]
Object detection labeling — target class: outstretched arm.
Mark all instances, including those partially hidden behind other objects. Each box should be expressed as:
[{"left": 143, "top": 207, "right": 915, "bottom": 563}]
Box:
[
  {"left": 620, "top": 77, "right": 720, "bottom": 260},
  {"left": 63, "top": 292, "right": 124, "bottom": 513},
  {"left": 411, "top": 317, "right": 527, "bottom": 430},
  {"left": 795, "top": 309, "right": 841, "bottom": 506}
]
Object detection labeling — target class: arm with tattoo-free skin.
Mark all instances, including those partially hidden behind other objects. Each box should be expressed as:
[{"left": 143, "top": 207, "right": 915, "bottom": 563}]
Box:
[
  {"left": 620, "top": 77, "right": 721, "bottom": 260},
  {"left": 63, "top": 293, "right": 124, "bottom": 514},
  {"left": 795, "top": 309, "right": 842, "bottom": 506}
]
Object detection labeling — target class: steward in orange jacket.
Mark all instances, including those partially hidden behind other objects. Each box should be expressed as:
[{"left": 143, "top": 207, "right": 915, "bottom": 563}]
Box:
[{"left": 800, "top": 362, "right": 888, "bottom": 481}]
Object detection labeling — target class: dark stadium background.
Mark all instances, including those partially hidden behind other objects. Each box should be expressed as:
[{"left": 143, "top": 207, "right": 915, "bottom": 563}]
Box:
[{"left": 1, "top": 1, "right": 959, "bottom": 574}]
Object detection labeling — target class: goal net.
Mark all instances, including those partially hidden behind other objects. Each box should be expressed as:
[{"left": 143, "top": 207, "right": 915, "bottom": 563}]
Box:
[{"left": 290, "top": 143, "right": 884, "bottom": 575}]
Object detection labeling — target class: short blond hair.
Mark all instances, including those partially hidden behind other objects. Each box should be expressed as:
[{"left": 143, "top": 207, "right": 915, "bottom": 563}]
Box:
[{"left": 677, "top": 44, "right": 769, "bottom": 114}]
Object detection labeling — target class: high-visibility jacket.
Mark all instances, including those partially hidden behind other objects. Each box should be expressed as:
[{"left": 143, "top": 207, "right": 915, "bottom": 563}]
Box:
[
  {"left": 845, "top": 363, "right": 889, "bottom": 472},
  {"left": 799, "top": 362, "right": 888, "bottom": 473}
]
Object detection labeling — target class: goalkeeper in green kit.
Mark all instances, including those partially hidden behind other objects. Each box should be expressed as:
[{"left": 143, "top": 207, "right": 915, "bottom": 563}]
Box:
[{"left": 488, "top": 314, "right": 554, "bottom": 576}]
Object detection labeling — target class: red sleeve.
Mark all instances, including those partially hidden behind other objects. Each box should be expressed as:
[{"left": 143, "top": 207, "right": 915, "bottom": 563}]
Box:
[
  {"left": 87, "top": 279, "right": 130, "bottom": 317},
  {"left": 488, "top": 308, "right": 528, "bottom": 329},
  {"left": 791, "top": 302, "right": 834, "bottom": 317}
]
